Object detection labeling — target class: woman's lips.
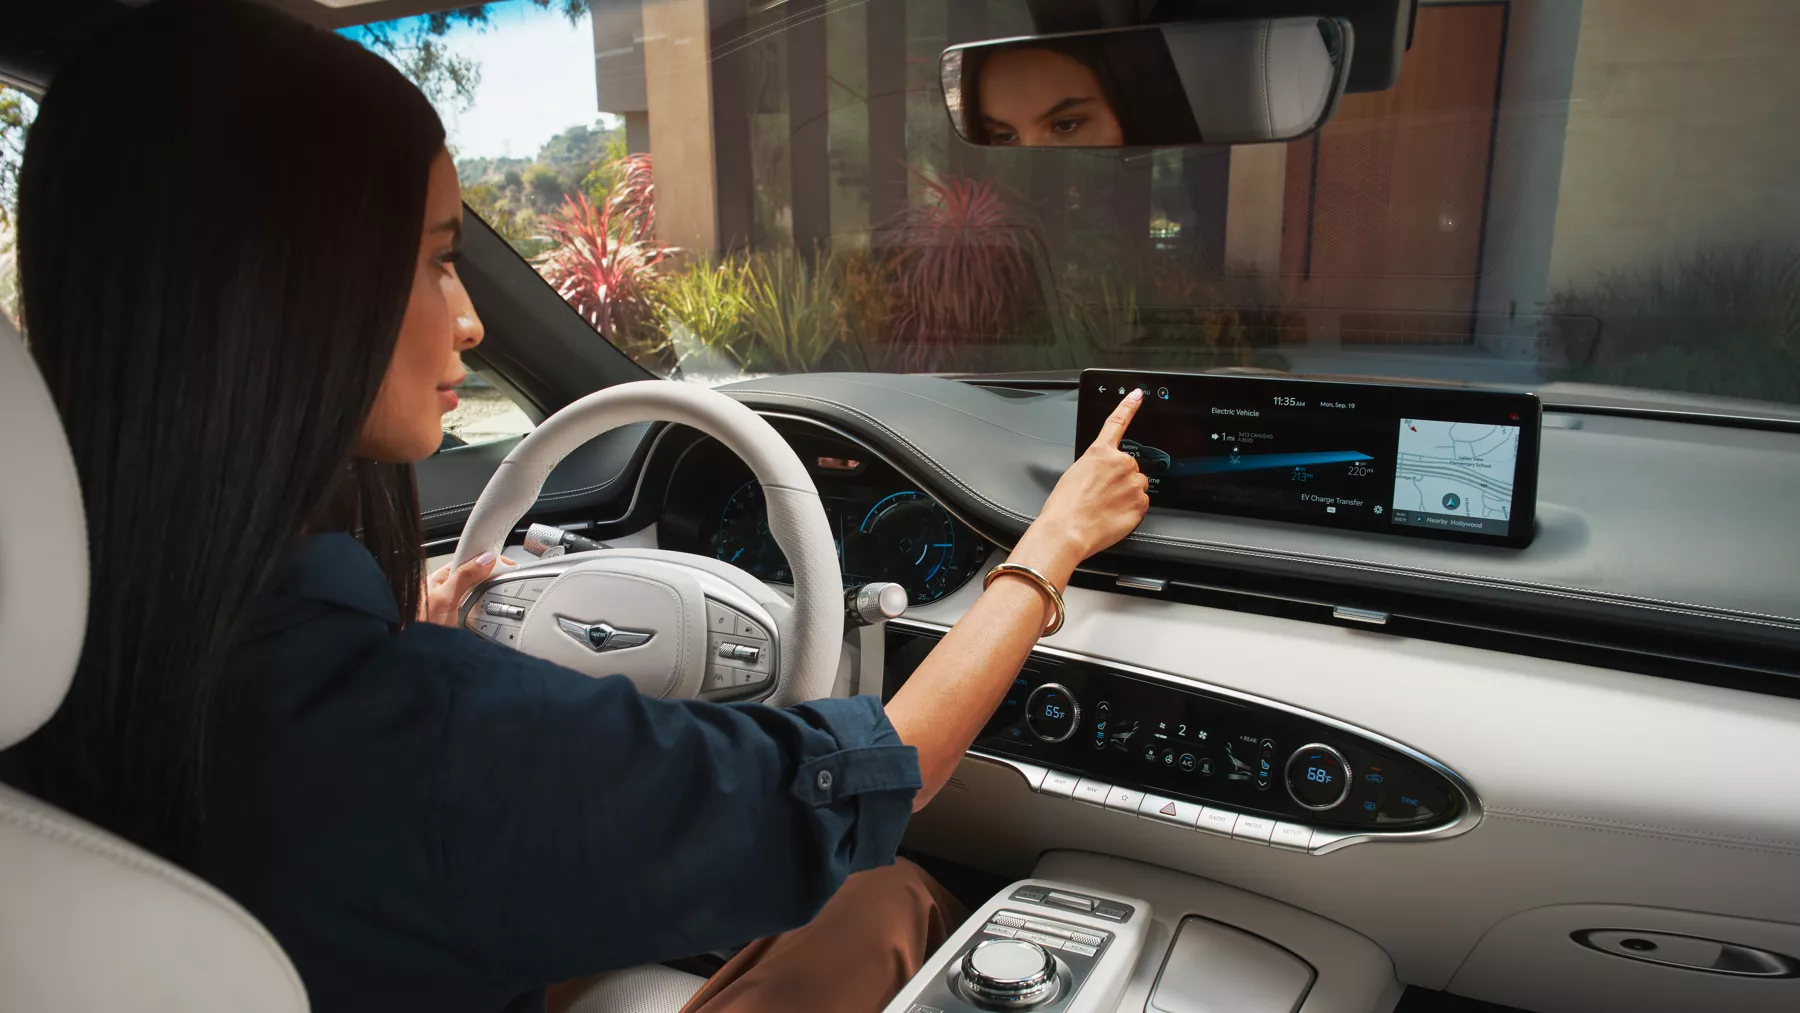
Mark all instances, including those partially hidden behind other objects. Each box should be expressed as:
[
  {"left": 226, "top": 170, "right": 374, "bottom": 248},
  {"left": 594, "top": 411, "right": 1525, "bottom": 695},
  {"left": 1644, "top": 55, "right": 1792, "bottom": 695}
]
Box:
[{"left": 437, "top": 378, "right": 463, "bottom": 413}]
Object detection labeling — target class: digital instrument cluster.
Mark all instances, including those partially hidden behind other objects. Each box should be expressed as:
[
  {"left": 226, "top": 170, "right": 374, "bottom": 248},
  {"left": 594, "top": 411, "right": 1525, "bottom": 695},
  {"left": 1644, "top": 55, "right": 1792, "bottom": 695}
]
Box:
[{"left": 658, "top": 425, "right": 987, "bottom": 606}]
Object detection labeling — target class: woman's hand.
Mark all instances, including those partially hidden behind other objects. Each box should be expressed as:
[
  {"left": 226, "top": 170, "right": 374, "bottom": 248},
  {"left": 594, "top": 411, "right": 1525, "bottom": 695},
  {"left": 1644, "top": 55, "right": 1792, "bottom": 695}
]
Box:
[
  {"left": 884, "top": 389, "right": 1149, "bottom": 808},
  {"left": 1009, "top": 387, "right": 1151, "bottom": 584},
  {"left": 420, "top": 551, "right": 514, "bottom": 627}
]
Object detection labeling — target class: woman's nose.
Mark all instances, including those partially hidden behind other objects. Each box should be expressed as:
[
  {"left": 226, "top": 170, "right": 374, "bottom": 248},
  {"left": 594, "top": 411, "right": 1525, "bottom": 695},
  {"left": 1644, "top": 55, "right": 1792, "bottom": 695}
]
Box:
[{"left": 448, "top": 277, "right": 485, "bottom": 351}]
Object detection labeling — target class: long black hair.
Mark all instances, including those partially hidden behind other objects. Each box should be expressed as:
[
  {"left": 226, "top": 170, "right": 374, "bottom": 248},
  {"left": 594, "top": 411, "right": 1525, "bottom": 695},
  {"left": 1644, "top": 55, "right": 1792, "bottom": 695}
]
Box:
[{"left": 12, "top": 0, "right": 444, "bottom": 864}]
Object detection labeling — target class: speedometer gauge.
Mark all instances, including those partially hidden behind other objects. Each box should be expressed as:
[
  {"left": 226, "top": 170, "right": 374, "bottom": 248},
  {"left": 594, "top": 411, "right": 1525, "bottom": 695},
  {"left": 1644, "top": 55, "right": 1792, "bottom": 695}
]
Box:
[
  {"left": 704, "top": 467, "right": 983, "bottom": 606},
  {"left": 857, "top": 491, "right": 972, "bottom": 605},
  {"left": 714, "top": 480, "right": 789, "bottom": 583}
]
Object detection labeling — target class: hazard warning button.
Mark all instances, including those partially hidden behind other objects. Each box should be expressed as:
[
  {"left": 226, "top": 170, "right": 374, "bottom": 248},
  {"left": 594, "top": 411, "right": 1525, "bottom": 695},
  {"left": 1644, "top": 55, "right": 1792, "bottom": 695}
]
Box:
[{"left": 1135, "top": 792, "right": 1201, "bottom": 828}]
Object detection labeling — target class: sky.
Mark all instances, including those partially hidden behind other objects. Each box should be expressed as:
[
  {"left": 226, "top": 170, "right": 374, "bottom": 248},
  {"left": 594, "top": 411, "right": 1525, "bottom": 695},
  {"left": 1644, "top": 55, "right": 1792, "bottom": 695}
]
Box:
[{"left": 358, "top": 2, "right": 615, "bottom": 161}]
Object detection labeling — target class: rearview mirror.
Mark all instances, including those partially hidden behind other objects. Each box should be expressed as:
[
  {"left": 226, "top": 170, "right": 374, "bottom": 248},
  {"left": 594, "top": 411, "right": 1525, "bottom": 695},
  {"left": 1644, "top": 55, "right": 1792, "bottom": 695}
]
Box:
[{"left": 941, "top": 17, "right": 1352, "bottom": 148}]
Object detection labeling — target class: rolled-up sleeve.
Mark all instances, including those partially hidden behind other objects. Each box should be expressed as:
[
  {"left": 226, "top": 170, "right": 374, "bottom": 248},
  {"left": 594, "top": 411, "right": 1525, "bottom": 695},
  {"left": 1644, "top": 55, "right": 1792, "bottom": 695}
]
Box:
[
  {"left": 419, "top": 629, "right": 920, "bottom": 986},
  {"left": 786, "top": 695, "right": 922, "bottom": 874}
]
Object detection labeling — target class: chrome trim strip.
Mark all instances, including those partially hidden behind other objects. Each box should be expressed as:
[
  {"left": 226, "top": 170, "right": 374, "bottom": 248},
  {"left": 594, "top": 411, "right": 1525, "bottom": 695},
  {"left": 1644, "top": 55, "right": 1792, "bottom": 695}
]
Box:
[
  {"left": 1332, "top": 606, "right": 1390, "bottom": 625},
  {"left": 1114, "top": 575, "right": 1168, "bottom": 592},
  {"left": 891, "top": 617, "right": 1484, "bottom": 855}
]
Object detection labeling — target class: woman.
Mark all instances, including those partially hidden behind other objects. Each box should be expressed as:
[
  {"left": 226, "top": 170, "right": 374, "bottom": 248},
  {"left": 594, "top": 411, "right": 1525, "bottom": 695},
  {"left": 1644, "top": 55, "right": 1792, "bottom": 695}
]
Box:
[
  {"left": 962, "top": 33, "right": 1202, "bottom": 147},
  {"left": 5, "top": 3, "right": 1148, "bottom": 1012}
]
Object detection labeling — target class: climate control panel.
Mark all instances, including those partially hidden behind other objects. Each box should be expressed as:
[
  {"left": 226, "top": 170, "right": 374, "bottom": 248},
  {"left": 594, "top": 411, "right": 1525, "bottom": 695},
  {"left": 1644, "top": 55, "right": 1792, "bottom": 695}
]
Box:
[{"left": 885, "top": 623, "right": 1474, "bottom": 841}]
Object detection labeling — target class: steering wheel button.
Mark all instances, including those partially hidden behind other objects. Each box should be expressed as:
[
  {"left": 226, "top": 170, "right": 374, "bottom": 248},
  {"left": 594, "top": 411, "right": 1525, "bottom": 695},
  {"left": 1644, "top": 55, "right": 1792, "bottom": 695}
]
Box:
[
  {"left": 735, "top": 618, "right": 767, "bottom": 640},
  {"left": 706, "top": 601, "right": 735, "bottom": 632},
  {"left": 474, "top": 621, "right": 500, "bottom": 640},
  {"left": 483, "top": 601, "right": 526, "bottom": 620},
  {"left": 704, "top": 667, "right": 731, "bottom": 691}
]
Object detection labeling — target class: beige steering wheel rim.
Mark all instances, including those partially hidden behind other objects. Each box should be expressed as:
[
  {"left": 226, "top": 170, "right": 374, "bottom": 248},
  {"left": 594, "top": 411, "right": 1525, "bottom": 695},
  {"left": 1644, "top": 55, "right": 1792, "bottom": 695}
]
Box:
[{"left": 451, "top": 380, "right": 843, "bottom": 705}]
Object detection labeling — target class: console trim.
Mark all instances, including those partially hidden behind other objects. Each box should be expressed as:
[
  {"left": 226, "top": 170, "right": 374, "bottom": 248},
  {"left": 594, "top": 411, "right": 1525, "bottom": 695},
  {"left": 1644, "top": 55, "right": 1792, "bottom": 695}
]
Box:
[{"left": 891, "top": 617, "right": 1485, "bottom": 854}]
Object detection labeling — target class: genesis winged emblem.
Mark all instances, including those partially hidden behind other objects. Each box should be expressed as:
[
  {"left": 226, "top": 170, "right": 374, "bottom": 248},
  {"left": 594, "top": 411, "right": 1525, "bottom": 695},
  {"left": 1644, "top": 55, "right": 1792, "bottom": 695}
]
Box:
[{"left": 555, "top": 616, "right": 656, "bottom": 653}]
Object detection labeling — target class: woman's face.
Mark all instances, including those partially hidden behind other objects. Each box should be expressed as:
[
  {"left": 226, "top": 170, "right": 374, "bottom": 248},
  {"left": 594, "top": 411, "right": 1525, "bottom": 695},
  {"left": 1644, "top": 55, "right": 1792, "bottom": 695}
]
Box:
[
  {"left": 355, "top": 149, "right": 485, "bottom": 463},
  {"left": 978, "top": 47, "right": 1124, "bottom": 147}
]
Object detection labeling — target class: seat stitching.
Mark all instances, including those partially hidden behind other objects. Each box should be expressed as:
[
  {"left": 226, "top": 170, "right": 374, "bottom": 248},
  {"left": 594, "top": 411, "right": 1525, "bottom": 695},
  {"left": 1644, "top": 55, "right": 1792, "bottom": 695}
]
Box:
[{"left": 0, "top": 798, "right": 310, "bottom": 1004}]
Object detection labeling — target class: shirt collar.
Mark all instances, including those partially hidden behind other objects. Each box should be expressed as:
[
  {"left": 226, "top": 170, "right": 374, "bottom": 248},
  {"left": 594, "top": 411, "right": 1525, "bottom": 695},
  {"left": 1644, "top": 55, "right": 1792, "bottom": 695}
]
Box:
[{"left": 270, "top": 533, "right": 402, "bottom": 625}]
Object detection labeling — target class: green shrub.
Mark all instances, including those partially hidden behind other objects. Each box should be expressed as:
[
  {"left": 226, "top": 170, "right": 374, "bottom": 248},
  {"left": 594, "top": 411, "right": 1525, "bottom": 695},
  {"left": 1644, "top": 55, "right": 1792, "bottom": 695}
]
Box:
[
  {"left": 741, "top": 249, "right": 849, "bottom": 373},
  {"left": 656, "top": 257, "right": 753, "bottom": 366},
  {"left": 1544, "top": 244, "right": 1800, "bottom": 404}
]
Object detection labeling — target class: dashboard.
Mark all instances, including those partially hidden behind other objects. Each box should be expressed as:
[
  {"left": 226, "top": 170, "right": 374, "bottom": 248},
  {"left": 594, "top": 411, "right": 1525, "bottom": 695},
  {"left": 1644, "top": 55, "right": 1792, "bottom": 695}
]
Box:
[
  {"left": 656, "top": 421, "right": 990, "bottom": 606},
  {"left": 446, "top": 371, "right": 1800, "bottom": 1012}
]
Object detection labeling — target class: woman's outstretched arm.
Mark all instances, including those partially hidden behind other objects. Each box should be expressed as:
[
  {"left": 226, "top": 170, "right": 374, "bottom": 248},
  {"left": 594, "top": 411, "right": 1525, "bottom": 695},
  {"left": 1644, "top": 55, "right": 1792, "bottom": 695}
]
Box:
[{"left": 885, "top": 389, "right": 1149, "bottom": 809}]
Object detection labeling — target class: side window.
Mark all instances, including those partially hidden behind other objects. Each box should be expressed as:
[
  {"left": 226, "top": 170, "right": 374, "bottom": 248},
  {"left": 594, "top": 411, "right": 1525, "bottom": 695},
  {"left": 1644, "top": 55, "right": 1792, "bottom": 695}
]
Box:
[
  {"left": 1, "top": 84, "right": 36, "bottom": 328},
  {"left": 441, "top": 369, "right": 535, "bottom": 449}
]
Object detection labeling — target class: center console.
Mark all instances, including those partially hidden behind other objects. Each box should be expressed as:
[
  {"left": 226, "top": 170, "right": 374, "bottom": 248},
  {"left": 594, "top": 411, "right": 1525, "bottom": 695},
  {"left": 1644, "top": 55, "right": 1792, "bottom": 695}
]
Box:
[
  {"left": 883, "top": 879, "right": 1154, "bottom": 1013},
  {"left": 881, "top": 853, "right": 1404, "bottom": 1013},
  {"left": 884, "top": 621, "right": 1479, "bottom": 855}
]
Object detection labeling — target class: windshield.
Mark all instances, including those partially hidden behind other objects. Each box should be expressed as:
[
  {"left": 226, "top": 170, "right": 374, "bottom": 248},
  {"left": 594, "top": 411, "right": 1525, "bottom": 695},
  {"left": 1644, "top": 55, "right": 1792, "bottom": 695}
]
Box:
[{"left": 330, "top": 0, "right": 1800, "bottom": 410}]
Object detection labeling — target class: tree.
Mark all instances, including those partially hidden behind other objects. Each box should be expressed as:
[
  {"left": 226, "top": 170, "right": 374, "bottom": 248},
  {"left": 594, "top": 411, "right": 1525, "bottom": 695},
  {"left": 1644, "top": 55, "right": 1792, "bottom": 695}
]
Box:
[
  {"left": 348, "top": 1, "right": 592, "bottom": 114},
  {"left": 1, "top": 86, "right": 36, "bottom": 229}
]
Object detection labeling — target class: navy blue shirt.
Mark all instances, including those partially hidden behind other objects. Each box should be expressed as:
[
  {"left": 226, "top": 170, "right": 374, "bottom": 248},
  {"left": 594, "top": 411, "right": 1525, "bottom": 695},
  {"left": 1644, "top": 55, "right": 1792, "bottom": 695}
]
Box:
[{"left": 203, "top": 534, "right": 921, "bottom": 1012}]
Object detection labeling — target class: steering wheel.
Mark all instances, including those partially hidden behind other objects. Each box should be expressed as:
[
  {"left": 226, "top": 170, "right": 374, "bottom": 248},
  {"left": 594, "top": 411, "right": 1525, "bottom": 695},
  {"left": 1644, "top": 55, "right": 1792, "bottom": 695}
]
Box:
[{"left": 450, "top": 380, "right": 843, "bottom": 706}]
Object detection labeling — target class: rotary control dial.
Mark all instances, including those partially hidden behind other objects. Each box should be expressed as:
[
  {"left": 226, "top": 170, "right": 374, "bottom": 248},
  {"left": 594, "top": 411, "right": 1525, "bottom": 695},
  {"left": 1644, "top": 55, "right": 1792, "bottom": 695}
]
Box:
[{"left": 960, "top": 938, "right": 1058, "bottom": 1008}]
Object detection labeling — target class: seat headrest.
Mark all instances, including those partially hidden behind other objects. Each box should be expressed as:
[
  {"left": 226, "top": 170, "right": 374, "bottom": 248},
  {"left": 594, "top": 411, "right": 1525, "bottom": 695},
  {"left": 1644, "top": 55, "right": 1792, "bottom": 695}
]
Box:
[{"left": 0, "top": 315, "right": 88, "bottom": 749}]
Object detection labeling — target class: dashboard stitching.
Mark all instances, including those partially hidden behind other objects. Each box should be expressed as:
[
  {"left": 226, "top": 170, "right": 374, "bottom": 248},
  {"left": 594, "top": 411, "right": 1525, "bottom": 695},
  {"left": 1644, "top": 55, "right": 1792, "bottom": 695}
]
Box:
[
  {"left": 1488, "top": 807, "right": 1800, "bottom": 849},
  {"left": 421, "top": 462, "right": 634, "bottom": 519},
  {"left": 781, "top": 376, "right": 1069, "bottom": 445},
  {"left": 726, "top": 389, "right": 1800, "bottom": 628},
  {"left": 1487, "top": 813, "right": 1800, "bottom": 857}
]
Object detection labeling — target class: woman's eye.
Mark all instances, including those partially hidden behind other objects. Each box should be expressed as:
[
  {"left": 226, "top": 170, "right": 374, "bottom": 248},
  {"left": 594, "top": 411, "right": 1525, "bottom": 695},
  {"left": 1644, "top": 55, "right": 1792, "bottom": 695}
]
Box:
[
  {"left": 1050, "top": 117, "right": 1085, "bottom": 135},
  {"left": 438, "top": 250, "right": 464, "bottom": 269},
  {"left": 991, "top": 129, "right": 1018, "bottom": 145}
]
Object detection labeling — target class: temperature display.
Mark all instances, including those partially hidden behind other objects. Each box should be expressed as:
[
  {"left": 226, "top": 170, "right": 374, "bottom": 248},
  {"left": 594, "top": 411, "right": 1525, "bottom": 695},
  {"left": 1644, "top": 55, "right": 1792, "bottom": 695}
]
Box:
[
  {"left": 1024, "top": 684, "right": 1080, "bottom": 743},
  {"left": 1286, "top": 744, "right": 1352, "bottom": 810}
]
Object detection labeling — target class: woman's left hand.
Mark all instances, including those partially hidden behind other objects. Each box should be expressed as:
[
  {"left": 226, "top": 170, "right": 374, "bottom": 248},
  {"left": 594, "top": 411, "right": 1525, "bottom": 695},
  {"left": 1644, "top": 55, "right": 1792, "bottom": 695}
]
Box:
[{"left": 420, "top": 551, "right": 514, "bottom": 627}]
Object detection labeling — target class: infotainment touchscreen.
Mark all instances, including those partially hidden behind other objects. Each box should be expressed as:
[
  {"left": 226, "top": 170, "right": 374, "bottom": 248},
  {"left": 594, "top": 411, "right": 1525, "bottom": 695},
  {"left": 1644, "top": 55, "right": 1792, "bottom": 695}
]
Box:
[{"left": 1075, "top": 370, "right": 1542, "bottom": 546}]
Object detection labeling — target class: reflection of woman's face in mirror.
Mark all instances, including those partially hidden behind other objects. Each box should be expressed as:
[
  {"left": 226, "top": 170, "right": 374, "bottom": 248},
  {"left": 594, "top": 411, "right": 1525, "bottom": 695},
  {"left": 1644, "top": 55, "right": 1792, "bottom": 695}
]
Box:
[{"left": 978, "top": 47, "right": 1124, "bottom": 147}]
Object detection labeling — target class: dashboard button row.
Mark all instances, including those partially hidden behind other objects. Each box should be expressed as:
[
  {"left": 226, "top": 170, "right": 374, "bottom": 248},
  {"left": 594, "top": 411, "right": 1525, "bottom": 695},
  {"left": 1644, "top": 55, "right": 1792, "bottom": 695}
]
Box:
[{"left": 1041, "top": 774, "right": 1319, "bottom": 852}]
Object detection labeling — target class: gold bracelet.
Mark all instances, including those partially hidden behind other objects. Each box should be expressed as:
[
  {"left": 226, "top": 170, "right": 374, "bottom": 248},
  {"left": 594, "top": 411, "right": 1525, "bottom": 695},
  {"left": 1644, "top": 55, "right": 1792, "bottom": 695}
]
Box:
[{"left": 984, "top": 562, "right": 1066, "bottom": 637}]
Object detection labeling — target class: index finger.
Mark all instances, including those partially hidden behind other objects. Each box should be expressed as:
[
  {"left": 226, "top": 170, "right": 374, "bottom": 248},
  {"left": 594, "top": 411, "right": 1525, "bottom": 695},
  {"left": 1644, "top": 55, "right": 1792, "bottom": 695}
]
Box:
[{"left": 1092, "top": 387, "right": 1145, "bottom": 449}]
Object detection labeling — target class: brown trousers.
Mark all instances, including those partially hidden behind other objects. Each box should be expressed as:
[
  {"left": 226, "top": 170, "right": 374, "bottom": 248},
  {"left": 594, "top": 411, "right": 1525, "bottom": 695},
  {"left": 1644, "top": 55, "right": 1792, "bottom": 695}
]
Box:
[{"left": 548, "top": 858, "right": 965, "bottom": 1013}]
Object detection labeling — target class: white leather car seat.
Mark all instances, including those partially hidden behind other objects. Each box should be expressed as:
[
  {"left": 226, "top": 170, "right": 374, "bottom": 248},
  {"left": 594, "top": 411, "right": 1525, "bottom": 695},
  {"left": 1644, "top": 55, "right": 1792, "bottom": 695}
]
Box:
[
  {"left": 0, "top": 315, "right": 707, "bottom": 1012},
  {"left": 0, "top": 317, "right": 309, "bottom": 1010}
]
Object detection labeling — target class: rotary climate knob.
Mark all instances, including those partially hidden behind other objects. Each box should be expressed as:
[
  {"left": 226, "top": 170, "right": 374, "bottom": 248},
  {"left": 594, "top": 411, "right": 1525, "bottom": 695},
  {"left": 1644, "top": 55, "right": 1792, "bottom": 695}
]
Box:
[{"left": 961, "top": 938, "right": 1057, "bottom": 1008}]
